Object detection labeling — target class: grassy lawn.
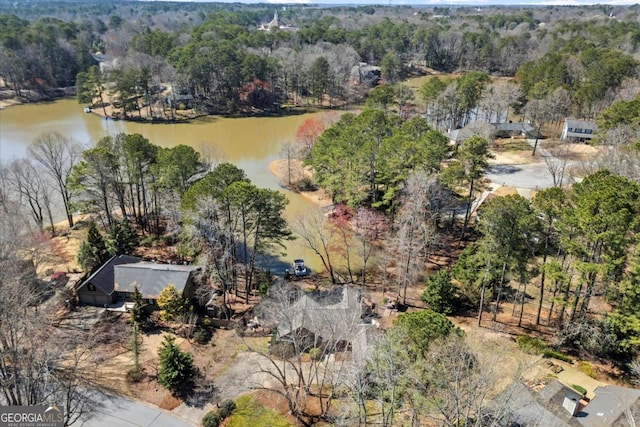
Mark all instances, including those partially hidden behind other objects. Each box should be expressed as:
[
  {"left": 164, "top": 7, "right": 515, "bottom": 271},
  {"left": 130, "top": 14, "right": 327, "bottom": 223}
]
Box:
[
  {"left": 494, "top": 139, "right": 532, "bottom": 152},
  {"left": 236, "top": 336, "right": 270, "bottom": 354},
  {"left": 226, "top": 395, "right": 292, "bottom": 427}
]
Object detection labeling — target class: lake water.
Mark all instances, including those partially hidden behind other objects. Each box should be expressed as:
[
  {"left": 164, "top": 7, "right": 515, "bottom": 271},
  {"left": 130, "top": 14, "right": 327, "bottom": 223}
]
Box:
[{"left": 0, "top": 99, "right": 328, "bottom": 271}]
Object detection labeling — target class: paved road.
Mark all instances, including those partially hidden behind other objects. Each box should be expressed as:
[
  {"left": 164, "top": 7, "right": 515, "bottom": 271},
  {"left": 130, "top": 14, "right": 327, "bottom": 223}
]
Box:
[
  {"left": 485, "top": 162, "right": 556, "bottom": 189},
  {"left": 486, "top": 139, "right": 579, "bottom": 190},
  {"left": 72, "top": 392, "right": 195, "bottom": 427}
]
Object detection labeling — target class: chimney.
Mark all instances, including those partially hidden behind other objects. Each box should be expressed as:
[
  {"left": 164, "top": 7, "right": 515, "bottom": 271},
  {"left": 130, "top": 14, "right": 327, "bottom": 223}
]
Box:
[{"left": 562, "top": 396, "right": 580, "bottom": 417}]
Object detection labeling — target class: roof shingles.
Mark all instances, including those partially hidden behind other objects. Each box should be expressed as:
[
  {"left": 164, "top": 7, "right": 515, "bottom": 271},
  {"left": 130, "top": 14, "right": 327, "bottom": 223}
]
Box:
[{"left": 114, "top": 263, "right": 200, "bottom": 299}]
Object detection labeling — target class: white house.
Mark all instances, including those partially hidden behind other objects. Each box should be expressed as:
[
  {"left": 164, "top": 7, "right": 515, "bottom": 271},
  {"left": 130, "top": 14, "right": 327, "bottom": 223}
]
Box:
[{"left": 561, "top": 119, "right": 598, "bottom": 142}]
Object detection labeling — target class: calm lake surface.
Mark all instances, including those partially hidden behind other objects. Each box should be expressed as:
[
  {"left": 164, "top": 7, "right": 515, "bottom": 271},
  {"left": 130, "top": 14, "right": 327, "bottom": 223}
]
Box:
[{"left": 0, "top": 98, "right": 328, "bottom": 271}]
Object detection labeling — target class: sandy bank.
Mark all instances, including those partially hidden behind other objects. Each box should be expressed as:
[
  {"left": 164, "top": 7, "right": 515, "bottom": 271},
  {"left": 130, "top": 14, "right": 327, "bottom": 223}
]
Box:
[
  {"left": 0, "top": 97, "right": 22, "bottom": 109},
  {"left": 268, "top": 159, "right": 333, "bottom": 208}
]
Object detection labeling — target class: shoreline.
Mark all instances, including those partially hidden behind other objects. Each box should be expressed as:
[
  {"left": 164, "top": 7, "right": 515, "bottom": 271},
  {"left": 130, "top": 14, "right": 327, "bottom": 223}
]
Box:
[
  {"left": 0, "top": 94, "right": 316, "bottom": 123},
  {"left": 268, "top": 159, "right": 333, "bottom": 209},
  {"left": 0, "top": 98, "right": 22, "bottom": 109}
]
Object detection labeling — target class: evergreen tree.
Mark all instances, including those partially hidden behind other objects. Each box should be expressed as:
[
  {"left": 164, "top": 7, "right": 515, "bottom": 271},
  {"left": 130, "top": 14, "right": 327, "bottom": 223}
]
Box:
[
  {"left": 439, "top": 136, "right": 493, "bottom": 233},
  {"left": 158, "top": 335, "right": 195, "bottom": 396},
  {"left": 394, "top": 309, "right": 458, "bottom": 356},
  {"left": 77, "top": 221, "right": 109, "bottom": 272},
  {"left": 477, "top": 194, "right": 539, "bottom": 322},
  {"left": 107, "top": 219, "right": 138, "bottom": 256},
  {"left": 130, "top": 287, "right": 150, "bottom": 326},
  {"left": 127, "top": 322, "right": 143, "bottom": 383},
  {"left": 422, "top": 270, "right": 456, "bottom": 315}
]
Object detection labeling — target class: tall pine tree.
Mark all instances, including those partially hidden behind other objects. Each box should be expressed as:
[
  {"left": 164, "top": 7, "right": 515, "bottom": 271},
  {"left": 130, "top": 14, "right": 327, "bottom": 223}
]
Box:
[
  {"left": 107, "top": 220, "right": 138, "bottom": 256},
  {"left": 77, "top": 221, "right": 109, "bottom": 272}
]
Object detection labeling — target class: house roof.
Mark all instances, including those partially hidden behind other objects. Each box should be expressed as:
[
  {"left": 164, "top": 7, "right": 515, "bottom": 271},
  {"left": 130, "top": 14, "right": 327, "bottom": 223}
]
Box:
[
  {"left": 579, "top": 386, "right": 640, "bottom": 427},
  {"left": 505, "top": 380, "right": 640, "bottom": 427},
  {"left": 114, "top": 263, "right": 200, "bottom": 299},
  {"left": 278, "top": 287, "right": 364, "bottom": 346},
  {"left": 351, "top": 323, "right": 376, "bottom": 361},
  {"left": 448, "top": 127, "right": 477, "bottom": 142},
  {"left": 502, "top": 382, "right": 572, "bottom": 427},
  {"left": 494, "top": 122, "right": 536, "bottom": 135},
  {"left": 78, "top": 255, "right": 142, "bottom": 296},
  {"left": 448, "top": 121, "right": 496, "bottom": 142},
  {"left": 564, "top": 119, "right": 598, "bottom": 131}
]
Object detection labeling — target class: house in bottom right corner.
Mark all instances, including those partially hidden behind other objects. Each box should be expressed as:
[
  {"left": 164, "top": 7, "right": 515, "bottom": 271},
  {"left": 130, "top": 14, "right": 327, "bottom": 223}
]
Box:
[
  {"left": 578, "top": 385, "right": 640, "bottom": 427},
  {"left": 507, "top": 380, "right": 640, "bottom": 427}
]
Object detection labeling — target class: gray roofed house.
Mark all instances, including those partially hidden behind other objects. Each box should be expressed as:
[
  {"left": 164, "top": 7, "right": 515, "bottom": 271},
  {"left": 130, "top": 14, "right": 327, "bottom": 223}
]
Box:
[
  {"left": 505, "top": 380, "right": 640, "bottom": 427},
  {"left": 561, "top": 119, "right": 598, "bottom": 142},
  {"left": 277, "top": 287, "right": 374, "bottom": 360},
  {"left": 447, "top": 121, "right": 496, "bottom": 145},
  {"left": 76, "top": 255, "right": 142, "bottom": 306},
  {"left": 349, "top": 62, "right": 382, "bottom": 87},
  {"left": 448, "top": 121, "right": 539, "bottom": 146},
  {"left": 447, "top": 127, "right": 477, "bottom": 145},
  {"left": 579, "top": 385, "right": 640, "bottom": 427},
  {"left": 114, "top": 263, "right": 200, "bottom": 300},
  {"left": 76, "top": 255, "right": 201, "bottom": 308},
  {"left": 499, "top": 382, "right": 572, "bottom": 427},
  {"left": 493, "top": 122, "right": 538, "bottom": 138}
]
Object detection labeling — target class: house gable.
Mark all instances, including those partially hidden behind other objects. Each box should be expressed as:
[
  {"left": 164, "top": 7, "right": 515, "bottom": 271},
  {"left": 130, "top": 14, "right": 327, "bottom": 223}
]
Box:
[
  {"left": 77, "top": 255, "right": 142, "bottom": 296},
  {"left": 493, "top": 122, "right": 537, "bottom": 138}
]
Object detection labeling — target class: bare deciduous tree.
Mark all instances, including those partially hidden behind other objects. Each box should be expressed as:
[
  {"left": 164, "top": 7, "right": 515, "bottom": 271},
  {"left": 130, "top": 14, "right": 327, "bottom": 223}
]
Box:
[
  {"left": 395, "top": 84, "right": 415, "bottom": 119},
  {"left": 28, "top": 131, "right": 82, "bottom": 228},
  {"left": 366, "top": 328, "right": 411, "bottom": 427},
  {"left": 186, "top": 197, "right": 235, "bottom": 318},
  {"left": 414, "top": 334, "right": 524, "bottom": 427},
  {"left": 479, "top": 80, "right": 521, "bottom": 124},
  {"left": 353, "top": 208, "right": 386, "bottom": 286},
  {"left": 198, "top": 142, "right": 226, "bottom": 173},
  {"left": 526, "top": 87, "right": 570, "bottom": 156},
  {"left": 435, "top": 82, "right": 461, "bottom": 132},
  {"left": 598, "top": 123, "right": 640, "bottom": 149},
  {"left": 466, "top": 121, "right": 496, "bottom": 147},
  {"left": 280, "top": 142, "right": 300, "bottom": 186},
  {"left": 250, "top": 283, "right": 365, "bottom": 425},
  {"left": 333, "top": 353, "right": 371, "bottom": 427},
  {"left": 543, "top": 143, "right": 571, "bottom": 187},
  {"left": 0, "top": 211, "right": 98, "bottom": 424},
  {"left": 392, "top": 172, "right": 440, "bottom": 304},
  {"left": 6, "top": 158, "right": 56, "bottom": 234},
  {"left": 579, "top": 138, "right": 640, "bottom": 184},
  {"left": 293, "top": 210, "right": 339, "bottom": 284}
]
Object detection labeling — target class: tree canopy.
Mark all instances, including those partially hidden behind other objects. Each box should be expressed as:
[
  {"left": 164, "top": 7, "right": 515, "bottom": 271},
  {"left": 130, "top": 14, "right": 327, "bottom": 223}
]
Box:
[{"left": 308, "top": 110, "right": 449, "bottom": 210}]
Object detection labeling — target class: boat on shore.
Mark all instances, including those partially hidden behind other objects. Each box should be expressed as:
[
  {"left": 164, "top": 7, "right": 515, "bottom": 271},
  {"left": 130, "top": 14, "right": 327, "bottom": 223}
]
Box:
[{"left": 285, "top": 259, "right": 309, "bottom": 279}]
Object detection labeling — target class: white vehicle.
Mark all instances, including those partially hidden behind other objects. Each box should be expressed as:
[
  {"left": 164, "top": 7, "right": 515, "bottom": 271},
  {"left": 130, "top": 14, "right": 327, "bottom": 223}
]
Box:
[{"left": 293, "top": 259, "right": 308, "bottom": 277}]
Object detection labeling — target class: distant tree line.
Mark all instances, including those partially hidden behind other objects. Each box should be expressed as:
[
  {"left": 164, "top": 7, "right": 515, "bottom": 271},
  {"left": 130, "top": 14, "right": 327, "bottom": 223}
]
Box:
[{"left": 1, "top": 4, "right": 639, "bottom": 117}]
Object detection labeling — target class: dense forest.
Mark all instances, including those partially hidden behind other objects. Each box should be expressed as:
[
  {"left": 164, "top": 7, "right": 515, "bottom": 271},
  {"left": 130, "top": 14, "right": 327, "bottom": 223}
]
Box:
[{"left": 1, "top": 1, "right": 639, "bottom": 117}]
